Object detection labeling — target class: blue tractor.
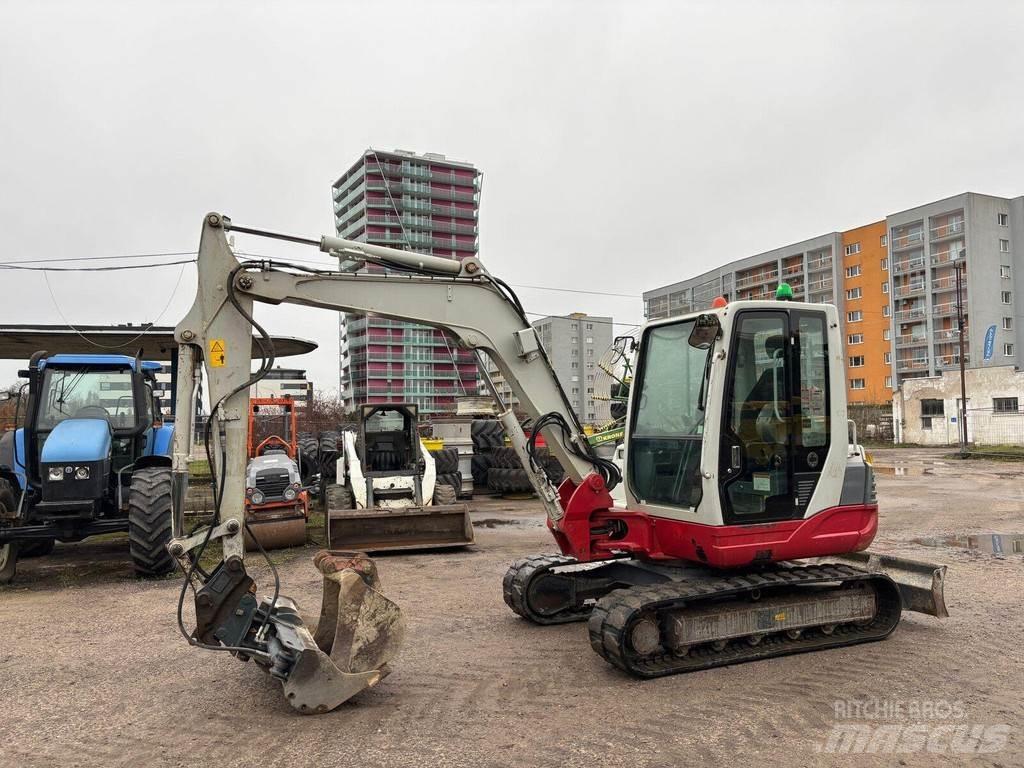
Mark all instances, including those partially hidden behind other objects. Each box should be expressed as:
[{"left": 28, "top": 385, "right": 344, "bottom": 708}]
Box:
[{"left": 0, "top": 351, "right": 176, "bottom": 582}]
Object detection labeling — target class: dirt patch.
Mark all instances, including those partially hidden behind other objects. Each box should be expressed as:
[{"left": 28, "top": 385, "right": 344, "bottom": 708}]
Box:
[{"left": 1, "top": 450, "right": 1022, "bottom": 767}]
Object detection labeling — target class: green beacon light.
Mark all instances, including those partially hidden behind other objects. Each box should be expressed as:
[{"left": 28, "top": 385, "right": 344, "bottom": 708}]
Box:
[{"left": 776, "top": 282, "right": 794, "bottom": 301}]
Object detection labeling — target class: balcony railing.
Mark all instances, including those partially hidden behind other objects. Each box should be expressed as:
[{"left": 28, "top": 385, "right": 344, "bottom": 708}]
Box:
[
  {"left": 931, "top": 275, "right": 966, "bottom": 291},
  {"left": 893, "top": 282, "right": 925, "bottom": 298},
  {"left": 930, "top": 249, "right": 962, "bottom": 266},
  {"left": 936, "top": 354, "right": 970, "bottom": 368},
  {"left": 807, "top": 279, "right": 833, "bottom": 292},
  {"left": 735, "top": 270, "right": 778, "bottom": 289},
  {"left": 932, "top": 302, "right": 961, "bottom": 316},
  {"left": 896, "top": 358, "right": 929, "bottom": 371},
  {"left": 893, "top": 256, "right": 926, "bottom": 274},
  {"left": 933, "top": 328, "right": 964, "bottom": 342},
  {"left": 895, "top": 335, "right": 928, "bottom": 347},
  {"left": 930, "top": 220, "right": 965, "bottom": 240},
  {"left": 782, "top": 264, "right": 804, "bottom": 277},
  {"left": 893, "top": 306, "right": 926, "bottom": 322},
  {"left": 807, "top": 257, "right": 832, "bottom": 271},
  {"left": 891, "top": 231, "right": 924, "bottom": 250}
]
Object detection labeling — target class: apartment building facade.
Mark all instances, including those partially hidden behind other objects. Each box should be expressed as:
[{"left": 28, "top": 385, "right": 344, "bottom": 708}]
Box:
[
  {"left": 484, "top": 313, "right": 614, "bottom": 426},
  {"left": 644, "top": 191, "right": 1024, "bottom": 405},
  {"left": 332, "top": 149, "right": 481, "bottom": 414}
]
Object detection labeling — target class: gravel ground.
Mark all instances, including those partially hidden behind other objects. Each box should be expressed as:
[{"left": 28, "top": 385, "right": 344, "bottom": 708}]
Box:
[{"left": 1, "top": 447, "right": 1022, "bottom": 767}]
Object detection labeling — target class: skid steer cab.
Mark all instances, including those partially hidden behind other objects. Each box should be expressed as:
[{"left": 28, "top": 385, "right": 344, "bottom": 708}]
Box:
[
  {"left": 325, "top": 403, "right": 473, "bottom": 551},
  {"left": 0, "top": 351, "right": 175, "bottom": 583}
]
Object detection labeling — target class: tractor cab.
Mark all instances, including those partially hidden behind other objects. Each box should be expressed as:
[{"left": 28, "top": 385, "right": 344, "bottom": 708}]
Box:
[{"left": 18, "top": 353, "right": 167, "bottom": 503}]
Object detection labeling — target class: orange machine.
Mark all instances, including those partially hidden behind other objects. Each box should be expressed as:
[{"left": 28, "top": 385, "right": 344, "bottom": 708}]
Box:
[{"left": 244, "top": 396, "right": 309, "bottom": 550}]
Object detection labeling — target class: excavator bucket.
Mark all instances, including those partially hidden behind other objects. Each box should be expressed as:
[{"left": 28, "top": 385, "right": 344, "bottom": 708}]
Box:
[
  {"left": 266, "top": 551, "right": 405, "bottom": 714},
  {"left": 812, "top": 551, "right": 949, "bottom": 618},
  {"left": 327, "top": 504, "right": 474, "bottom": 552}
]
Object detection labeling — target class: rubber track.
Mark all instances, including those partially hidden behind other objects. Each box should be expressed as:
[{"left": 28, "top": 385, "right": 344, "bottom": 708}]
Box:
[
  {"left": 587, "top": 564, "right": 902, "bottom": 678},
  {"left": 503, "top": 554, "right": 595, "bottom": 625}
]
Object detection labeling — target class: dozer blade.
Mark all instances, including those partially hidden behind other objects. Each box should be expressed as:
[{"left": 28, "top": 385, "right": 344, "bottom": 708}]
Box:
[
  {"left": 327, "top": 504, "right": 474, "bottom": 552},
  {"left": 810, "top": 550, "right": 948, "bottom": 618},
  {"left": 257, "top": 552, "right": 405, "bottom": 714}
]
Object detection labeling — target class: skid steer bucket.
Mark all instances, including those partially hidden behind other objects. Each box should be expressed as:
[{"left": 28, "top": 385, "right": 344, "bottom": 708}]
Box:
[
  {"left": 253, "top": 551, "right": 404, "bottom": 714},
  {"left": 244, "top": 509, "right": 307, "bottom": 551},
  {"left": 327, "top": 504, "right": 474, "bottom": 552},
  {"left": 811, "top": 551, "right": 949, "bottom": 618}
]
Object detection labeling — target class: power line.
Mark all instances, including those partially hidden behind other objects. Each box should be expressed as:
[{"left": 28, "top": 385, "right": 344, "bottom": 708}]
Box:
[
  {"left": 514, "top": 284, "right": 640, "bottom": 299},
  {"left": 0, "top": 258, "right": 196, "bottom": 272},
  {"left": 0, "top": 250, "right": 196, "bottom": 266}
]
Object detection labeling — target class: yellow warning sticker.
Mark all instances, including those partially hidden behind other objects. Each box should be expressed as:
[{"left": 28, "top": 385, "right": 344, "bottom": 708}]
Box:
[
  {"left": 209, "top": 339, "right": 227, "bottom": 368},
  {"left": 774, "top": 612, "right": 787, "bottom": 622}
]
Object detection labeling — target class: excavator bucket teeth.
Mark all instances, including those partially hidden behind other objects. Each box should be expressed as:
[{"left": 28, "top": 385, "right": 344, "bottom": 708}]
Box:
[
  {"left": 271, "top": 551, "right": 404, "bottom": 714},
  {"left": 811, "top": 551, "right": 949, "bottom": 618},
  {"left": 327, "top": 504, "right": 474, "bottom": 552}
]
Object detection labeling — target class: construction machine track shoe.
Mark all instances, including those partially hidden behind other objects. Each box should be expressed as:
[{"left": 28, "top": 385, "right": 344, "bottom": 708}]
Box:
[{"left": 588, "top": 564, "right": 903, "bottom": 678}]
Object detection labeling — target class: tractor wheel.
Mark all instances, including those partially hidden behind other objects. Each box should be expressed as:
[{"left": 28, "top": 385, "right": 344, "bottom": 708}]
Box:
[
  {"left": 432, "top": 482, "right": 458, "bottom": 506},
  {"left": 471, "top": 453, "right": 492, "bottom": 485},
  {"left": 0, "top": 478, "right": 17, "bottom": 584},
  {"left": 20, "top": 538, "right": 55, "bottom": 558},
  {"left": 127, "top": 467, "right": 175, "bottom": 577},
  {"left": 326, "top": 484, "right": 354, "bottom": 511}
]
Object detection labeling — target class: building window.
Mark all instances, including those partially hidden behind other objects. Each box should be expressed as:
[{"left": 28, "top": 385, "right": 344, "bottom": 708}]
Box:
[
  {"left": 845, "top": 265, "right": 861, "bottom": 278},
  {"left": 994, "top": 397, "right": 1019, "bottom": 413},
  {"left": 885, "top": 376, "right": 893, "bottom": 388},
  {"left": 1003, "top": 317, "right": 1013, "bottom": 330},
  {"left": 849, "top": 356, "right": 865, "bottom": 367},
  {"left": 586, "top": 348, "right": 594, "bottom": 357},
  {"left": 848, "top": 333, "right": 864, "bottom": 344},
  {"left": 571, "top": 337, "right": 578, "bottom": 343},
  {"left": 571, "top": 361, "right": 578, "bottom": 369},
  {"left": 586, "top": 362, "right": 595, "bottom": 369},
  {"left": 1004, "top": 343, "right": 1015, "bottom": 356},
  {"left": 884, "top": 351, "right": 892, "bottom": 364},
  {"left": 883, "top": 304, "right": 891, "bottom": 317},
  {"left": 847, "top": 310, "right": 863, "bottom": 322},
  {"left": 921, "top": 398, "right": 943, "bottom": 429},
  {"left": 570, "top": 323, "right": 577, "bottom": 330},
  {"left": 846, "top": 287, "right": 862, "bottom": 300},
  {"left": 882, "top": 282, "right": 889, "bottom": 294},
  {"left": 883, "top": 328, "right": 891, "bottom": 341},
  {"left": 586, "top": 323, "right": 593, "bottom": 330},
  {"left": 881, "top": 258, "right": 889, "bottom": 271},
  {"left": 585, "top": 336, "right": 593, "bottom": 344},
  {"left": 998, "top": 213, "right": 1009, "bottom": 226},
  {"left": 1002, "top": 291, "right": 1012, "bottom": 304},
  {"left": 850, "top": 378, "right": 866, "bottom": 390},
  {"left": 845, "top": 242, "right": 861, "bottom": 256},
  {"left": 571, "top": 386, "right": 579, "bottom": 394},
  {"left": 571, "top": 375, "right": 579, "bottom": 382},
  {"left": 881, "top": 235, "right": 888, "bottom": 247},
  {"left": 1000, "top": 239, "right": 1010, "bottom": 253},
  {"left": 1001, "top": 265, "right": 1011, "bottom": 279}
]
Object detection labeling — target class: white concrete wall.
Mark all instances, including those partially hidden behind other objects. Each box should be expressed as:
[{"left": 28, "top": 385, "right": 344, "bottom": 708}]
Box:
[{"left": 893, "top": 364, "right": 1024, "bottom": 445}]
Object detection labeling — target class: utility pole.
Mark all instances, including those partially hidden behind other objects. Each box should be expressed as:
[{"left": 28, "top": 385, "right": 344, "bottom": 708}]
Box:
[{"left": 955, "top": 250, "right": 968, "bottom": 454}]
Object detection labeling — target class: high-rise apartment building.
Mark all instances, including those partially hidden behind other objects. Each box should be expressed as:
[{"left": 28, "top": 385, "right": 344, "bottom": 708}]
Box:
[
  {"left": 485, "top": 313, "right": 614, "bottom": 426},
  {"left": 332, "top": 149, "right": 481, "bottom": 414},
  {"left": 643, "top": 191, "right": 1024, "bottom": 403}
]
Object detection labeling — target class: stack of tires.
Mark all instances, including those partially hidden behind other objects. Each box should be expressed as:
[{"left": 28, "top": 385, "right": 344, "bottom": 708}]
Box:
[
  {"left": 470, "top": 420, "right": 504, "bottom": 492},
  {"left": 429, "top": 447, "right": 462, "bottom": 496},
  {"left": 485, "top": 445, "right": 565, "bottom": 495}
]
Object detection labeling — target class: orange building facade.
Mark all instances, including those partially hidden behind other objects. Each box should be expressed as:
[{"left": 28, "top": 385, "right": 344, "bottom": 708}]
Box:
[{"left": 841, "top": 221, "right": 891, "bottom": 404}]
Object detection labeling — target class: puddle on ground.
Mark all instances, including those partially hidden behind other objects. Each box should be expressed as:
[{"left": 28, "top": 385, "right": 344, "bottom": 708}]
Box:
[
  {"left": 473, "top": 518, "right": 520, "bottom": 528},
  {"left": 913, "top": 532, "right": 1024, "bottom": 555},
  {"left": 873, "top": 464, "right": 933, "bottom": 476}
]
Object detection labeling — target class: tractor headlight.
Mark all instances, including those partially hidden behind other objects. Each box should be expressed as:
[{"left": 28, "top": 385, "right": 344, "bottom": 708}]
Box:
[
  {"left": 74, "top": 466, "right": 90, "bottom": 480},
  {"left": 250, "top": 490, "right": 265, "bottom": 505},
  {"left": 283, "top": 487, "right": 297, "bottom": 501},
  {"left": 48, "top": 466, "right": 64, "bottom": 481}
]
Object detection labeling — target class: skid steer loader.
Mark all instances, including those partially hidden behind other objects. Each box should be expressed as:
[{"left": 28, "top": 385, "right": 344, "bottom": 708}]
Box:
[
  {"left": 167, "top": 213, "right": 947, "bottom": 714},
  {"left": 325, "top": 403, "right": 473, "bottom": 551}
]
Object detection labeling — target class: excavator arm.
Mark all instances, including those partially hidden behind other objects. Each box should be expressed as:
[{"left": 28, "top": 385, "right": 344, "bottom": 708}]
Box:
[{"left": 167, "top": 213, "right": 617, "bottom": 712}]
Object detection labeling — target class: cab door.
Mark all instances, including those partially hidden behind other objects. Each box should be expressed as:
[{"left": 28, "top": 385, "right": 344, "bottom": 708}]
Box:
[{"left": 718, "top": 309, "right": 831, "bottom": 525}]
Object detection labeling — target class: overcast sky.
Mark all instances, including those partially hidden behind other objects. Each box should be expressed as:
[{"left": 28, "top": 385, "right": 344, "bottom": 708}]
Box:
[{"left": 2, "top": 0, "right": 1023, "bottom": 391}]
